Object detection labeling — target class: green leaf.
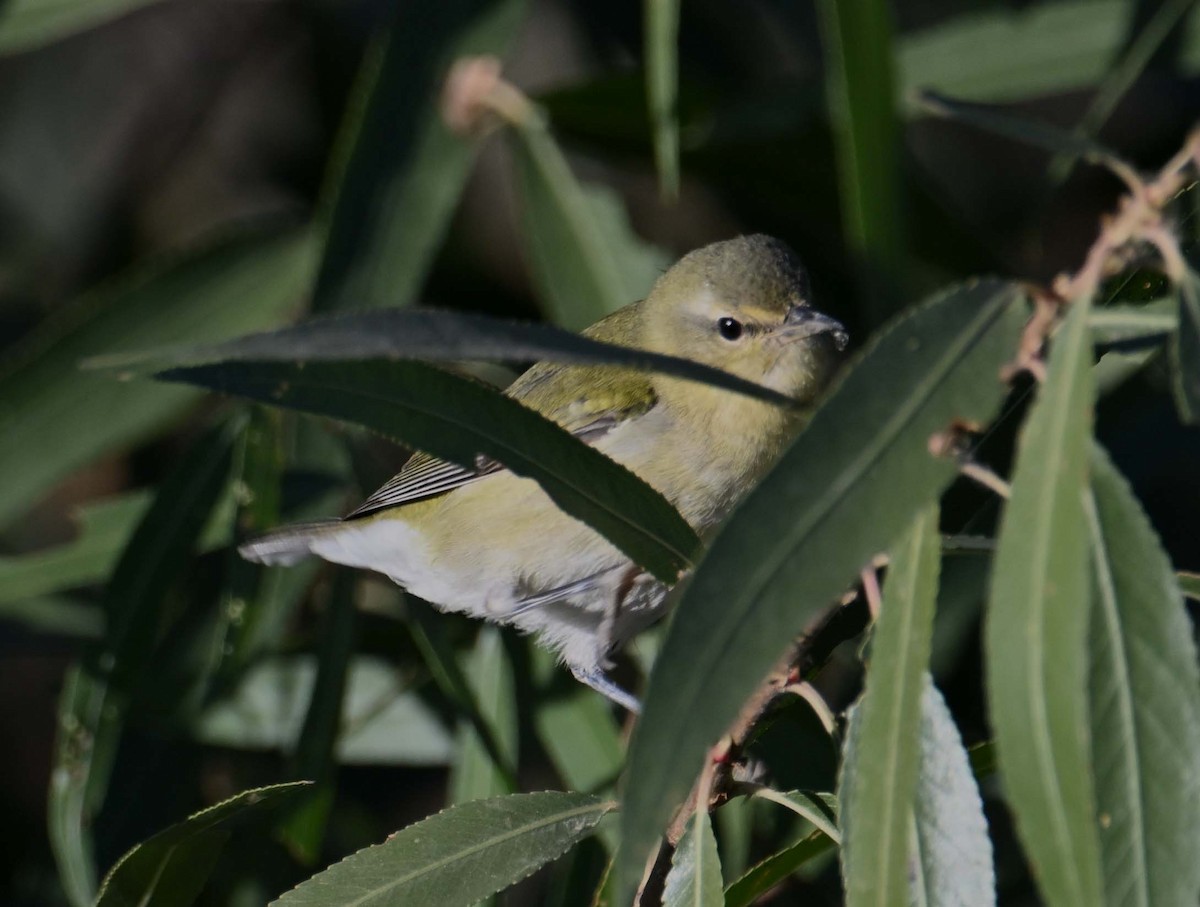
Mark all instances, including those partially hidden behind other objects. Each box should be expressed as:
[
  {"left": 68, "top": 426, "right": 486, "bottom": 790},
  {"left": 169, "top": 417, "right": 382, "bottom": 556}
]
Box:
[
  {"left": 0, "top": 595, "right": 102, "bottom": 638},
  {"left": 535, "top": 690, "right": 622, "bottom": 797},
  {"left": 645, "top": 0, "right": 681, "bottom": 199},
  {"left": 1180, "top": 572, "right": 1200, "bottom": 601},
  {"left": 89, "top": 307, "right": 797, "bottom": 408},
  {"left": 1086, "top": 445, "right": 1200, "bottom": 907},
  {"left": 48, "top": 422, "right": 239, "bottom": 907},
  {"left": 839, "top": 505, "right": 941, "bottom": 907},
  {"left": 1089, "top": 298, "right": 1178, "bottom": 344},
  {"left": 157, "top": 358, "right": 698, "bottom": 582},
  {"left": 1169, "top": 267, "right": 1200, "bottom": 424},
  {"left": 722, "top": 831, "right": 836, "bottom": 907},
  {"left": 508, "top": 108, "right": 670, "bottom": 329},
  {"left": 0, "top": 489, "right": 234, "bottom": 608},
  {"left": 0, "top": 227, "right": 316, "bottom": 529},
  {"left": 816, "top": 0, "right": 905, "bottom": 325},
  {"left": 450, "top": 627, "right": 519, "bottom": 804},
  {"left": 985, "top": 295, "right": 1102, "bottom": 907},
  {"left": 313, "top": 0, "right": 527, "bottom": 312},
  {"left": 0, "top": 0, "right": 166, "bottom": 54},
  {"left": 898, "top": 1, "right": 1200, "bottom": 107},
  {"left": 270, "top": 792, "right": 615, "bottom": 906},
  {"left": 95, "top": 782, "right": 312, "bottom": 907},
  {"left": 743, "top": 789, "right": 839, "bottom": 844},
  {"left": 918, "top": 91, "right": 1125, "bottom": 164},
  {"left": 663, "top": 809, "right": 723, "bottom": 907},
  {"left": 1049, "top": 0, "right": 1200, "bottom": 182},
  {"left": 617, "top": 279, "right": 1026, "bottom": 903},
  {"left": 279, "top": 572, "right": 358, "bottom": 862},
  {"left": 193, "top": 656, "right": 454, "bottom": 765},
  {"left": 910, "top": 679, "right": 996, "bottom": 907}
]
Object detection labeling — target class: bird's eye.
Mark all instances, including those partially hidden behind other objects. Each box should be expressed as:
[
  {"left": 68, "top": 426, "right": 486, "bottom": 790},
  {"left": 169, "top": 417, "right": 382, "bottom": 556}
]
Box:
[{"left": 717, "top": 317, "right": 744, "bottom": 341}]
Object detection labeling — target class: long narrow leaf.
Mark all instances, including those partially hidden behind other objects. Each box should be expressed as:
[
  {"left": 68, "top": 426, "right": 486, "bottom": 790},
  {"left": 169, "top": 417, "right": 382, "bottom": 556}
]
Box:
[
  {"left": 450, "top": 627, "right": 519, "bottom": 804},
  {"left": 1087, "top": 444, "right": 1200, "bottom": 907},
  {"left": 616, "top": 280, "right": 1026, "bottom": 902},
  {"left": 662, "top": 809, "right": 723, "bottom": 907},
  {"left": 95, "top": 782, "right": 311, "bottom": 907},
  {"left": 840, "top": 505, "right": 941, "bottom": 907},
  {"left": 157, "top": 358, "right": 698, "bottom": 582},
  {"left": 49, "top": 422, "right": 239, "bottom": 906},
  {"left": 0, "top": 227, "right": 316, "bottom": 529},
  {"left": 910, "top": 679, "right": 996, "bottom": 906},
  {"left": 816, "top": 0, "right": 905, "bottom": 325},
  {"left": 0, "top": 0, "right": 166, "bottom": 54},
  {"left": 645, "top": 0, "right": 681, "bottom": 198},
  {"left": 508, "top": 108, "right": 669, "bottom": 329},
  {"left": 88, "top": 307, "right": 797, "bottom": 409},
  {"left": 313, "top": 0, "right": 527, "bottom": 311},
  {"left": 985, "top": 295, "right": 1102, "bottom": 907},
  {"left": 270, "top": 792, "right": 614, "bottom": 906},
  {"left": 1169, "top": 267, "right": 1200, "bottom": 423}
]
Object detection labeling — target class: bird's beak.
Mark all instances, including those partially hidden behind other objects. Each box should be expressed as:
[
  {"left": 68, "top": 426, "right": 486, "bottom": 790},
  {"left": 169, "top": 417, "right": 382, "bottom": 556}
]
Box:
[{"left": 782, "top": 305, "right": 849, "bottom": 350}]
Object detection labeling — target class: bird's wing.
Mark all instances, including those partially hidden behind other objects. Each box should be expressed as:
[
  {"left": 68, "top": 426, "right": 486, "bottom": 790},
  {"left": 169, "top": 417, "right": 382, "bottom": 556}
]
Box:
[{"left": 346, "top": 303, "right": 657, "bottom": 520}]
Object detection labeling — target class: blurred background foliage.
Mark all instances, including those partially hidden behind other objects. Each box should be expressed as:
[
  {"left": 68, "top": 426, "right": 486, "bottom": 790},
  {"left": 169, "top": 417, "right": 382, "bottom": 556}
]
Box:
[{"left": 1, "top": 0, "right": 1199, "bottom": 904}]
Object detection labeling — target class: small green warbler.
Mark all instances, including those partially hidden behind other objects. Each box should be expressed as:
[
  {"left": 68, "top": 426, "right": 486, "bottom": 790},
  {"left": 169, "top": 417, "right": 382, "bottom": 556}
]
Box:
[{"left": 241, "top": 235, "right": 846, "bottom": 711}]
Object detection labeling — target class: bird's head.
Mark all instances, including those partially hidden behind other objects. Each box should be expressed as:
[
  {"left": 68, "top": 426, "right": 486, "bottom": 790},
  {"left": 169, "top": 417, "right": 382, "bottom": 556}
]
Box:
[{"left": 640, "top": 235, "right": 847, "bottom": 411}]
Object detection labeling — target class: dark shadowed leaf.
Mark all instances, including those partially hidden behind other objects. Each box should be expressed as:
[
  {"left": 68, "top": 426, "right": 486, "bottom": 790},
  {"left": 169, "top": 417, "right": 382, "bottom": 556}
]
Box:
[
  {"left": 279, "top": 572, "right": 357, "bottom": 862},
  {"left": 313, "top": 0, "right": 527, "bottom": 312},
  {"left": 0, "top": 227, "right": 316, "bottom": 529},
  {"left": 49, "top": 422, "right": 240, "bottom": 907},
  {"left": 985, "top": 295, "right": 1102, "bottom": 907},
  {"left": 839, "top": 505, "right": 940, "bottom": 907},
  {"left": 86, "top": 307, "right": 796, "bottom": 408},
  {"left": 918, "top": 91, "right": 1124, "bottom": 163},
  {"left": 743, "top": 789, "right": 839, "bottom": 844},
  {"left": 0, "top": 0, "right": 166, "bottom": 54},
  {"left": 816, "top": 0, "right": 905, "bottom": 326},
  {"left": 1086, "top": 445, "right": 1200, "bottom": 907},
  {"left": 270, "top": 792, "right": 615, "bottom": 906},
  {"left": 156, "top": 358, "right": 698, "bottom": 581},
  {"left": 617, "top": 280, "right": 1026, "bottom": 902},
  {"left": 662, "top": 809, "right": 723, "bottom": 907},
  {"left": 722, "top": 832, "right": 836, "bottom": 907},
  {"left": 95, "top": 782, "right": 311, "bottom": 907},
  {"left": 1169, "top": 267, "right": 1200, "bottom": 424}
]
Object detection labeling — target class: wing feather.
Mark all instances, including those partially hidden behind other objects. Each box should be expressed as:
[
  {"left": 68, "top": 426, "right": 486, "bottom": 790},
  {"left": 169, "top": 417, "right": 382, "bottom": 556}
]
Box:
[{"left": 346, "top": 302, "right": 657, "bottom": 520}]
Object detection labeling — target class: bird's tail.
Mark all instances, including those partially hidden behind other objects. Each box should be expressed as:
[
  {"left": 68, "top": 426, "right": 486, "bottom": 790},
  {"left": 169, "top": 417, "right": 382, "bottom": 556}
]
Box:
[{"left": 238, "top": 520, "right": 343, "bottom": 566}]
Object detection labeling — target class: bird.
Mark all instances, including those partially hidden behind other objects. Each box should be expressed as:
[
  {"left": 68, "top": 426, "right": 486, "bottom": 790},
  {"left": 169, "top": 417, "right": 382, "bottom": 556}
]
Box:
[{"left": 240, "top": 235, "right": 847, "bottom": 711}]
